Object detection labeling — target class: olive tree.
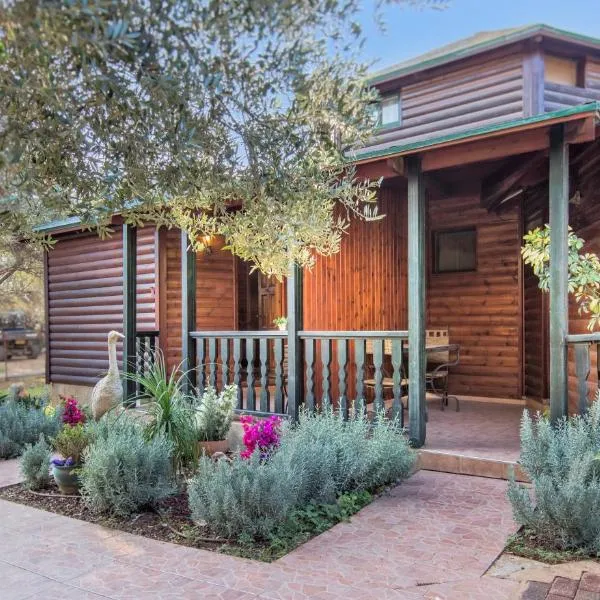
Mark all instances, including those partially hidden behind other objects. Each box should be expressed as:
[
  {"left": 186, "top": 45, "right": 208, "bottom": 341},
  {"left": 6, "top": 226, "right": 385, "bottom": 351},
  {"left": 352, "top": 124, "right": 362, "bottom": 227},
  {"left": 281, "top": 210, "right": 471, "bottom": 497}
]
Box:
[{"left": 0, "top": 0, "right": 444, "bottom": 276}]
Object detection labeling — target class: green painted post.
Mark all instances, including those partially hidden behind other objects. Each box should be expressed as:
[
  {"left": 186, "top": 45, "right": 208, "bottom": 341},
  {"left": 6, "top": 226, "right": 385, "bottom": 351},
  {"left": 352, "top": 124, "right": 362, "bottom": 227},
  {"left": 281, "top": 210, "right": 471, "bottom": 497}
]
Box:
[
  {"left": 286, "top": 263, "right": 303, "bottom": 420},
  {"left": 549, "top": 124, "right": 569, "bottom": 422},
  {"left": 122, "top": 224, "right": 137, "bottom": 407},
  {"left": 407, "top": 155, "right": 426, "bottom": 447},
  {"left": 181, "top": 230, "right": 197, "bottom": 394}
]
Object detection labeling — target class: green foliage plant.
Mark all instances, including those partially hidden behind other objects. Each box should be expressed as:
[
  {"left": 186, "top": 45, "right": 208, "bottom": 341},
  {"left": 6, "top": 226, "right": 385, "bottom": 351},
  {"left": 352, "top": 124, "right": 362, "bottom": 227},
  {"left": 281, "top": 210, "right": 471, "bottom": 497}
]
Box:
[
  {"left": 20, "top": 434, "right": 52, "bottom": 490},
  {"left": 80, "top": 414, "right": 175, "bottom": 517},
  {"left": 0, "top": 0, "right": 444, "bottom": 277},
  {"left": 195, "top": 385, "right": 236, "bottom": 442},
  {"left": 52, "top": 423, "right": 91, "bottom": 464},
  {"left": 0, "top": 401, "right": 61, "bottom": 459},
  {"left": 188, "top": 407, "right": 415, "bottom": 541},
  {"left": 522, "top": 225, "right": 600, "bottom": 330},
  {"left": 125, "top": 351, "right": 197, "bottom": 472},
  {"left": 508, "top": 395, "right": 600, "bottom": 554}
]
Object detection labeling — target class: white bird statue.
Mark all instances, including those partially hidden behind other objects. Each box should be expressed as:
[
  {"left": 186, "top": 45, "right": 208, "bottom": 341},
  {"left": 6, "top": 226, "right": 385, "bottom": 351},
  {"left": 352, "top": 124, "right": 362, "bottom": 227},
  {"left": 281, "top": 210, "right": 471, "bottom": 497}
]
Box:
[{"left": 91, "top": 330, "right": 125, "bottom": 421}]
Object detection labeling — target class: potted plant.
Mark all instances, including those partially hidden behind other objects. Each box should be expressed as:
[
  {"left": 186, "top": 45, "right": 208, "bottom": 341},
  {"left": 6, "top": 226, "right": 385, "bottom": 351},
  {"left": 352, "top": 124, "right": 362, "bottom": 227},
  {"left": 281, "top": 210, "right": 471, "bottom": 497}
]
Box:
[
  {"left": 51, "top": 423, "right": 91, "bottom": 494},
  {"left": 273, "top": 316, "right": 287, "bottom": 331},
  {"left": 195, "top": 385, "right": 236, "bottom": 456}
]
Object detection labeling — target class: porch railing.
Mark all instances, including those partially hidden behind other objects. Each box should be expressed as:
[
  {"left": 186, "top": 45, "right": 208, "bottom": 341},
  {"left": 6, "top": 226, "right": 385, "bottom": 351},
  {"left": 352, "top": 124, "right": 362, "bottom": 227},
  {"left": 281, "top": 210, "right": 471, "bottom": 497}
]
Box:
[
  {"left": 189, "top": 330, "right": 408, "bottom": 422},
  {"left": 135, "top": 330, "right": 159, "bottom": 397},
  {"left": 565, "top": 333, "right": 600, "bottom": 413}
]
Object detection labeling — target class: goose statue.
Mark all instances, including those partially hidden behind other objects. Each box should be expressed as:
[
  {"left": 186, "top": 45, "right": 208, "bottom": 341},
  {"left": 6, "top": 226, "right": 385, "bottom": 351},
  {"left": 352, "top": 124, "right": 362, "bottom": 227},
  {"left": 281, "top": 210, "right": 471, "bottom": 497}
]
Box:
[{"left": 91, "top": 330, "right": 125, "bottom": 421}]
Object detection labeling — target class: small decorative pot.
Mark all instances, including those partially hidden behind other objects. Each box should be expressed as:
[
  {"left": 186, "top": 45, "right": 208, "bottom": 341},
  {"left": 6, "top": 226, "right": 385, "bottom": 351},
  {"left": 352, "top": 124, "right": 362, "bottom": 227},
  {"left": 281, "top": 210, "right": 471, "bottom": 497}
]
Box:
[
  {"left": 198, "top": 439, "right": 229, "bottom": 457},
  {"left": 52, "top": 464, "right": 80, "bottom": 494}
]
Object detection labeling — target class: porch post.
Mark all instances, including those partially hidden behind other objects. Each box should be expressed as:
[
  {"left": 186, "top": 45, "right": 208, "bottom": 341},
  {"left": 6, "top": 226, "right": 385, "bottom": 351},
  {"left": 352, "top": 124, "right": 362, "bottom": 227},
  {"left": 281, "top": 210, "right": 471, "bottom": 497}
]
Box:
[
  {"left": 407, "top": 155, "right": 426, "bottom": 447},
  {"left": 286, "top": 262, "right": 303, "bottom": 420},
  {"left": 181, "top": 230, "right": 197, "bottom": 394},
  {"left": 549, "top": 124, "right": 569, "bottom": 421},
  {"left": 122, "top": 223, "right": 137, "bottom": 407}
]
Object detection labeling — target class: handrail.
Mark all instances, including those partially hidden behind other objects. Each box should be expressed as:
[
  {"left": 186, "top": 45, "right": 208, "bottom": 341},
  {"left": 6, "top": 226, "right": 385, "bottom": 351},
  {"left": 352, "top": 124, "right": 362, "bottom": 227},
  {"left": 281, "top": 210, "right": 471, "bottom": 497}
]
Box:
[
  {"left": 190, "top": 330, "right": 287, "bottom": 338},
  {"left": 298, "top": 330, "right": 409, "bottom": 339},
  {"left": 565, "top": 333, "right": 600, "bottom": 344}
]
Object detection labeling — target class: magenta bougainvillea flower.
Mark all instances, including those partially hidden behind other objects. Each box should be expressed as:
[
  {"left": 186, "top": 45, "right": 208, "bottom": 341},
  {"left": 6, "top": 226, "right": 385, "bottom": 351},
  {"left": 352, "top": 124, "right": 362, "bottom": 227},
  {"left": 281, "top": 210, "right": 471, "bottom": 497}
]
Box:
[
  {"left": 240, "top": 415, "right": 282, "bottom": 459},
  {"left": 61, "top": 395, "right": 86, "bottom": 426}
]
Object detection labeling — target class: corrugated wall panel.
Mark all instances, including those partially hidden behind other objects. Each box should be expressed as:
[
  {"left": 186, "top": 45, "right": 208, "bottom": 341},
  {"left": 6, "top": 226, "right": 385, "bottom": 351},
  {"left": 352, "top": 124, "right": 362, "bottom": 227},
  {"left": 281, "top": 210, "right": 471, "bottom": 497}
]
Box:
[{"left": 47, "top": 226, "right": 157, "bottom": 386}]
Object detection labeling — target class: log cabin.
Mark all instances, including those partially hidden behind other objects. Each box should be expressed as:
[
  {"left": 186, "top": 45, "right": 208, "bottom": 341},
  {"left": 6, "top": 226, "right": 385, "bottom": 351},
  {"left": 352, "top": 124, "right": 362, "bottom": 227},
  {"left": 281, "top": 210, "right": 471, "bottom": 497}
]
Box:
[{"left": 39, "top": 24, "right": 600, "bottom": 451}]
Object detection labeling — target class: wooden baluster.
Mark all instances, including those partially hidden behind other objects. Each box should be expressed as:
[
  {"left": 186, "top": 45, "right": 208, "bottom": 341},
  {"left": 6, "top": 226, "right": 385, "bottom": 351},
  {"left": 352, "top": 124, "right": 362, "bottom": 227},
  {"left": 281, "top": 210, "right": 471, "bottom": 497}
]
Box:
[
  {"left": 575, "top": 343, "right": 590, "bottom": 415},
  {"left": 208, "top": 338, "right": 217, "bottom": 389},
  {"left": 392, "top": 338, "right": 403, "bottom": 426},
  {"left": 373, "top": 339, "right": 384, "bottom": 413},
  {"left": 305, "top": 338, "right": 315, "bottom": 412},
  {"left": 355, "top": 339, "right": 365, "bottom": 414},
  {"left": 196, "top": 337, "right": 205, "bottom": 396},
  {"left": 337, "top": 339, "right": 348, "bottom": 419},
  {"left": 259, "top": 338, "right": 270, "bottom": 412},
  {"left": 135, "top": 336, "right": 142, "bottom": 398},
  {"left": 274, "top": 338, "right": 284, "bottom": 414},
  {"left": 246, "top": 338, "right": 256, "bottom": 411},
  {"left": 321, "top": 338, "right": 332, "bottom": 408},
  {"left": 220, "top": 338, "right": 230, "bottom": 386},
  {"left": 233, "top": 338, "right": 242, "bottom": 409}
]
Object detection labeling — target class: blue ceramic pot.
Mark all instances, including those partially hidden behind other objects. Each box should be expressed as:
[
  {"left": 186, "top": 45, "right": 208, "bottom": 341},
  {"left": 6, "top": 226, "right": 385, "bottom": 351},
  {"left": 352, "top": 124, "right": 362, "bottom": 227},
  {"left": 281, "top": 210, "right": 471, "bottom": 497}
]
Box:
[{"left": 52, "top": 464, "right": 80, "bottom": 494}]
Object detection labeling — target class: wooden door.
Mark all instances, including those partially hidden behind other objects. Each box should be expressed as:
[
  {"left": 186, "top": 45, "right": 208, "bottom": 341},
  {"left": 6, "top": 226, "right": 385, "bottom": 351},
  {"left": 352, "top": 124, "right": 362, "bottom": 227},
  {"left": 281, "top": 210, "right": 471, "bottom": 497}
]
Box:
[{"left": 258, "top": 274, "right": 284, "bottom": 329}]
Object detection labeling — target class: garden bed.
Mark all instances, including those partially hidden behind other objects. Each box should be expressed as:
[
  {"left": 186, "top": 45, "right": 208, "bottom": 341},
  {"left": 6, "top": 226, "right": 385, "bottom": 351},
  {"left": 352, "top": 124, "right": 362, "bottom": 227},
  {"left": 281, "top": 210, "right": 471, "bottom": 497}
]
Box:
[
  {"left": 0, "top": 480, "right": 375, "bottom": 562},
  {"left": 505, "top": 529, "right": 600, "bottom": 565}
]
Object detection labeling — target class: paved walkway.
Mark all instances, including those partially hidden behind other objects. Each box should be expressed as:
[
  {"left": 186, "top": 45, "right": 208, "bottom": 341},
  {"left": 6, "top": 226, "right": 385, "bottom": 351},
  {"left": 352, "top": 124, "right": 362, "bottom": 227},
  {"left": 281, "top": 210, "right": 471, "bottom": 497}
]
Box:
[{"left": 0, "top": 459, "right": 521, "bottom": 599}]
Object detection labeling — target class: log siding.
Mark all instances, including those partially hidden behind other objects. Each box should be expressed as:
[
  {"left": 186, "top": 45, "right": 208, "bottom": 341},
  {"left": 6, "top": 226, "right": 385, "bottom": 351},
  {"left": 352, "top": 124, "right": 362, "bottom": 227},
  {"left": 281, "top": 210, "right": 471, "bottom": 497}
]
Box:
[{"left": 47, "top": 226, "right": 157, "bottom": 386}]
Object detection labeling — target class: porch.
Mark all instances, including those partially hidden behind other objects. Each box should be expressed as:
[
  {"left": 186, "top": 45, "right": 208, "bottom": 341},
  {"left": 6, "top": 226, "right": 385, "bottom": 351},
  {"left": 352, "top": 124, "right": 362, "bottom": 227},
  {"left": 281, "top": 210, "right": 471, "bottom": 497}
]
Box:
[{"left": 119, "top": 105, "right": 600, "bottom": 464}]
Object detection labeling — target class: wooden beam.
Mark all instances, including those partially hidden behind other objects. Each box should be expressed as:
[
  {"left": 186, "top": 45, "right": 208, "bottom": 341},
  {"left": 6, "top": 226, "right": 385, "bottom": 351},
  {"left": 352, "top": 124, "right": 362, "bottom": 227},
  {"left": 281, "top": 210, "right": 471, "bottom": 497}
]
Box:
[
  {"left": 565, "top": 115, "right": 597, "bottom": 145},
  {"left": 522, "top": 45, "right": 545, "bottom": 117},
  {"left": 481, "top": 152, "right": 547, "bottom": 210},
  {"left": 122, "top": 224, "right": 137, "bottom": 407},
  {"left": 548, "top": 124, "right": 569, "bottom": 422},
  {"left": 286, "top": 263, "right": 303, "bottom": 421},
  {"left": 355, "top": 161, "right": 398, "bottom": 180},
  {"left": 387, "top": 157, "right": 405, "bottom": 176},
  {"left": 407, "top": 156, "right": 426, "bottom": 448},
  {"left": 422, "top": 128, "right": 549, "bottom": 172},
  {"left": 181, "top": 230, "right": 197, "bottom": 394}
]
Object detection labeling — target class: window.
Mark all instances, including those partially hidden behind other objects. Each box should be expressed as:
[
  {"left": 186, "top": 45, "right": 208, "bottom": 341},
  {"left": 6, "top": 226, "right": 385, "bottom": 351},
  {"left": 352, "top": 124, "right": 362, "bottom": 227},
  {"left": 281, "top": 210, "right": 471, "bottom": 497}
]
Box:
[
  {"left": 433, "top": 228, "right": 477, "bottom": 274},
  {"left": 545, "top": 55, "right": 580, "bottom": 87},
  {"left": 371, "top": 93, "right": 401, "bottom": 129}
]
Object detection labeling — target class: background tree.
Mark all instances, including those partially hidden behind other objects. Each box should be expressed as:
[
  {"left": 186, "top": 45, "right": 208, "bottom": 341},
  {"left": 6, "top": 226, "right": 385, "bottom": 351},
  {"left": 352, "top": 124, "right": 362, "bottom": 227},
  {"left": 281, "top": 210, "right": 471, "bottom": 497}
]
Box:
[{"left": 0, "top": 0, "right": 444, "bottom": 277}]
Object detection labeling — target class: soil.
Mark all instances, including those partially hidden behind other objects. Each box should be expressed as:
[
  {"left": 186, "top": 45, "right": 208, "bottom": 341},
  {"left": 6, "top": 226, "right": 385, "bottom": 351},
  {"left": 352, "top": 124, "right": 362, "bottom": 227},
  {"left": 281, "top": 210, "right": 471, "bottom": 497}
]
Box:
[{"left": 0, "top": 482, "right": 232, "bottom": 554}]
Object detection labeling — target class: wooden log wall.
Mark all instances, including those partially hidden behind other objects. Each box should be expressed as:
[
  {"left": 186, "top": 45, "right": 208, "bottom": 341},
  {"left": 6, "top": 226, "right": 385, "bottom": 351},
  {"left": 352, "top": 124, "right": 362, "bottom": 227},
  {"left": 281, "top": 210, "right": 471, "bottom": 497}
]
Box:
[
  {"left": 47, "top": 226, "right": 156, "bottom": 386},
  {"left": 163, "top": 228, "right": 237, "bottom": 371},
  {"left": 369, "top": 50, "right": 524, "bottom": 152},
  {"left": 427, "top": 195, "right": 523, "bottom": 399},
  {"left": 544, "top": 81, "right": 600, "bottom": 112},
  {"left": 521, "top": 188, "right": 549, "bottom": 400}
]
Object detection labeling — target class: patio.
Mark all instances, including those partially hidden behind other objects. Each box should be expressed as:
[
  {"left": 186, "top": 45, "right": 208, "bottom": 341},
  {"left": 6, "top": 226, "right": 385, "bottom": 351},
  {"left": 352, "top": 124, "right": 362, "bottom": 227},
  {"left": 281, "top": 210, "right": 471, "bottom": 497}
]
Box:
[{"left": 0, "top": 458, "right": 522, "bottom": 600}]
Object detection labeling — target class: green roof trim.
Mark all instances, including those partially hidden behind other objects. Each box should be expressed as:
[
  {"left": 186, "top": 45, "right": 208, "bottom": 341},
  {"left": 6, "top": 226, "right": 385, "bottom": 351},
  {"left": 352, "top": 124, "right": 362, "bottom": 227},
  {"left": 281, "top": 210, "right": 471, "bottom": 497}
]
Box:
[
  {"left": 34, "top": 216, "right": 82, "bottom": 234},
  {"left": 352, "top": 102, "right": 600, "bottom": 163},
  {"left": 368, "top": 24, "right": 600, "bottom": 86}
]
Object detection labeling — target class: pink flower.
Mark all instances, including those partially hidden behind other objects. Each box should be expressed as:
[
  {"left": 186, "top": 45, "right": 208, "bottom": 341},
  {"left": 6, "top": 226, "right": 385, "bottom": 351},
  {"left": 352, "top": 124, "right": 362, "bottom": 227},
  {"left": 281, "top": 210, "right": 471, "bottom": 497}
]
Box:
[
  {"left": 61, "top": 395, "right": 86, "bottom": 426},
  {"left": 240, "top": 415, "right": 282, "bottom": 459}
]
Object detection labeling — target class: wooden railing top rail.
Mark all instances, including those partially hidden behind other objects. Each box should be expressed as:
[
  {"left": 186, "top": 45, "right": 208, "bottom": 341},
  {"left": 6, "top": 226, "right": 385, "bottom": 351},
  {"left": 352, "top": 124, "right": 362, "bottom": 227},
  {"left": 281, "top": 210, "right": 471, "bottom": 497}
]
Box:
[
  {"left": 298, "top": 330, "right": 409, "bottom": 339},
  {"left": 190, "top": 330, "right": 287, "bottom": 338},
  {"left": 565, "top": 333, "right": 600, "bottom": 344}
]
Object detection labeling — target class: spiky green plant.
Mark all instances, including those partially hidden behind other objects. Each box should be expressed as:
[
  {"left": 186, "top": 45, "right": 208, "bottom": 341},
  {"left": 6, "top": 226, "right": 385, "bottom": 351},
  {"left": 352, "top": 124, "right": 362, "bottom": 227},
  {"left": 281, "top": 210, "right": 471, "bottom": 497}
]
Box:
[{"left": 124, "top": 351, "right": 197, "bottom": 472}]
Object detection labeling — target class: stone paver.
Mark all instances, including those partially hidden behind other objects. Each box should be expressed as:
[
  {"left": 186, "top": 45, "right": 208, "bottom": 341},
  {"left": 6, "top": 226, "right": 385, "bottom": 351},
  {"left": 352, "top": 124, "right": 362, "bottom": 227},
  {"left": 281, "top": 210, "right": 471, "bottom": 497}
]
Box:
[{"left": 0, "top": 461, "right": 520, "bottom": 600}]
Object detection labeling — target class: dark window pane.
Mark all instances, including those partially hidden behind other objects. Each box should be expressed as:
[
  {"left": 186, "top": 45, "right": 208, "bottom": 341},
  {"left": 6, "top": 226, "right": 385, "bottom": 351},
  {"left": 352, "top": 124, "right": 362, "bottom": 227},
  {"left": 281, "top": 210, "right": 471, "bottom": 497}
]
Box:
[{"left": 434, "top": 229, "right": 476, "bottom": 273}]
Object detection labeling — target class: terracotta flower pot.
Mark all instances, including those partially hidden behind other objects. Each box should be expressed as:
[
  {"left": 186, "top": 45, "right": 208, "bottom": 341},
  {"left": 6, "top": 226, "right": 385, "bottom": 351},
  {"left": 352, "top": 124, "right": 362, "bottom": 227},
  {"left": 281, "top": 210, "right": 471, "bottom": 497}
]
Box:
[
  {"left": 198, "top": 439, "right": 229, "bottom": 457},
  {"left": 52, "top": 464, "right": 80, "bottom": 494}
]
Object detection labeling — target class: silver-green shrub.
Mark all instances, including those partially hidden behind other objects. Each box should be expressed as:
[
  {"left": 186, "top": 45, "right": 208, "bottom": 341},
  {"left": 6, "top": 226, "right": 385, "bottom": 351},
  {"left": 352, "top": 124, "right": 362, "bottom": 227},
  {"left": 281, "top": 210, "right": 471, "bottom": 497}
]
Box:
[
  {"left": 188, "top": 453, "right": 300, "bottom": 539},
  {"left": 195, "top": 385, "right": 236, "bottom": 441},
  {"left": 80, "top": 415, "right": 176, "bottom": 517},
  {"left": 20, "top": 434, "right": 51, "bottom": 490},
  {"left": 188, "top": 407, "right": 415, "bottom": 540},
  {"left": 0, "top": 401, "right": 61, "bottom": 459},
  {"left": 508, "top": 396, "right": 600, "bottom": 552}
]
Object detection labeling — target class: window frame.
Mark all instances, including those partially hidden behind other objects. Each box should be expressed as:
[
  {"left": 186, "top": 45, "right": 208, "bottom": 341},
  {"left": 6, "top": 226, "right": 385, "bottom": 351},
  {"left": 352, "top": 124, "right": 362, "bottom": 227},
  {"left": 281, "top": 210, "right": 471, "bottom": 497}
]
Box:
[
  {"left": 432, "top": 227, "right": 478, "bottom": 275},
  {"left": 372, "top": 93, "right": 402, "bottom": 131}
]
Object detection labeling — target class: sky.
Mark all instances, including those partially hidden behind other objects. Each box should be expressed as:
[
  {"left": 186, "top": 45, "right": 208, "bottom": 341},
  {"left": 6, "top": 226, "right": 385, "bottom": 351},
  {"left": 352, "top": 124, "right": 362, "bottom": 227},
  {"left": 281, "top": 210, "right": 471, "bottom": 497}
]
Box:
[{"left": 359, "top": 0, "right": 600, "bottom": 72}]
